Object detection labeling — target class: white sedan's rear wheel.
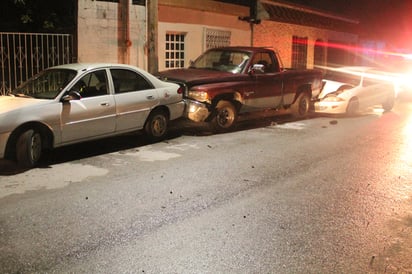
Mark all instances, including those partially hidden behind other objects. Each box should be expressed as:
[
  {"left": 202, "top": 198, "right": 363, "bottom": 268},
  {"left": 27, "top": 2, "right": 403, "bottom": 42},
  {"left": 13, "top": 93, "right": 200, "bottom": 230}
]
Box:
[{"left": 16, "top": 129, "right": 42, "bottom": 168}]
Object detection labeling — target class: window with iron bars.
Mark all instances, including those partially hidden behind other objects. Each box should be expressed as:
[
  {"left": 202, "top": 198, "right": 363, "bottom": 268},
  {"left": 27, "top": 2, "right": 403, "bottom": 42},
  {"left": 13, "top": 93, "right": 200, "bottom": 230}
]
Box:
[
  {"left": 292, "top": 36, "right": 308, "bottom": 69},
  {"left": 205, "top": 28, "right": 231, "bottom": 50},
  {"left": 165, "top": 33, "right": 185, "bottom": 69}
]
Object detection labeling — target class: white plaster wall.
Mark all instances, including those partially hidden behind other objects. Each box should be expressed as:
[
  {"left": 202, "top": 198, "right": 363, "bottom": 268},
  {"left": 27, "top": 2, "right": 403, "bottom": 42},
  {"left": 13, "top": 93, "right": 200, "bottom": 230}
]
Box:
[{"left": 77, "top": 0, "right": 147, "bottom": 69}]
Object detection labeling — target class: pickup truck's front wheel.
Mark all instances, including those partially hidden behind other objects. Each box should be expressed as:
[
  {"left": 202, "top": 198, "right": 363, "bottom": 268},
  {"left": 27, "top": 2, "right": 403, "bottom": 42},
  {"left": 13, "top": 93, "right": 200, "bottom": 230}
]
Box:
[
  {"left": 211, "top": 100, "right": 237, "bottom": 132},
  {"left": 291, "top": 92, "right": 310, "bottom": 119}
]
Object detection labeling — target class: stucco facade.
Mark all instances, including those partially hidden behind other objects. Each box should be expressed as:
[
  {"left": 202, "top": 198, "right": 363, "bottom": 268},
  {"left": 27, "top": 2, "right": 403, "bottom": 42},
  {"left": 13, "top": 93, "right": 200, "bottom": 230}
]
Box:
[
  {"left": 157, "top": 4, "right": 251, "bottom": 71},
  {"left": 77, "top": 0, "right": 147, "bottom": 68},
  {"left": 76, "top": 0, "right": 359, "bottom": 71}
]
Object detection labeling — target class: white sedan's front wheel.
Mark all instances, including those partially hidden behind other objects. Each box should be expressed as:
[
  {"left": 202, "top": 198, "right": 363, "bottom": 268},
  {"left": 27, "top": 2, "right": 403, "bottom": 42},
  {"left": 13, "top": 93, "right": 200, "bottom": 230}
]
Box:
[{"left": 346, "top": 97, "right": 359, "bottom": 116}]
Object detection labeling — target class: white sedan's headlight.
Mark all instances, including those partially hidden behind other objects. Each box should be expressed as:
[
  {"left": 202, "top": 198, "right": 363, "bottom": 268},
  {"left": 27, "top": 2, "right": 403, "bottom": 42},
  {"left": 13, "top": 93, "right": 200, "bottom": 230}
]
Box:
[
  {"left": 188, "top": 90, "right": 209, "bottom": 102},
  {"left": 323, "top": 95, "right": 344, "bottom": 102}
]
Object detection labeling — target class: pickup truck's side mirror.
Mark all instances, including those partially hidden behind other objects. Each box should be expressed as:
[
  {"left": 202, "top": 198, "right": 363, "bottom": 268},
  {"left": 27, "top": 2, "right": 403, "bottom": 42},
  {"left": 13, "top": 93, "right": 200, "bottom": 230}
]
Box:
[
  {"left": 61, "top": 91, "right": 81, "bottom": 103},
  {"left": 248, "top": 64, "right": 265, "bottom": 75}
]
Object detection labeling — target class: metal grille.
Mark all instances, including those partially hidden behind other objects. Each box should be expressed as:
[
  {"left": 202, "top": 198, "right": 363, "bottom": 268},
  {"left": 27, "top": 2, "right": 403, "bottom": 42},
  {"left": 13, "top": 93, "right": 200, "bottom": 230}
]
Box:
[
  {"left": 165, "top": 33, "right": 185, "bottom": 69},
  {"left": 292, "top": 36, "right": 308, "bottom": 69},
  {"left": 0, "top": 32, "right": 73, "bottom": 95},
  {"left": 205, "top": 28, "right": 231, "bottom": 50}
]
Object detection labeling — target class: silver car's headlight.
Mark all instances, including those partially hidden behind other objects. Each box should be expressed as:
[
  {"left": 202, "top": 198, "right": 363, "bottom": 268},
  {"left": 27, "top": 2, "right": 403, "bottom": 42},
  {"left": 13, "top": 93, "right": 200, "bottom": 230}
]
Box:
[{"left": 188, "top": 90, "right": 209, "bottom": 102}]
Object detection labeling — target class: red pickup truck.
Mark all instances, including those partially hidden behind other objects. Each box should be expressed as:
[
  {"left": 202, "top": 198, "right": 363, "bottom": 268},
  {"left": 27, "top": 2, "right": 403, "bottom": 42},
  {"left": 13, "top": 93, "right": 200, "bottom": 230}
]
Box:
[{"left": 157, "top": 47, "right": 323, "bottom": 132}]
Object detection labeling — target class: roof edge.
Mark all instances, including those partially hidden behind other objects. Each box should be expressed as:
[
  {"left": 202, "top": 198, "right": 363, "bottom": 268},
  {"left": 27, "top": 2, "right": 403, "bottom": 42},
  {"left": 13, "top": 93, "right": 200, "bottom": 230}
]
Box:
[{"left": 259, "top": 0, "right": 359, "bottom": 24}]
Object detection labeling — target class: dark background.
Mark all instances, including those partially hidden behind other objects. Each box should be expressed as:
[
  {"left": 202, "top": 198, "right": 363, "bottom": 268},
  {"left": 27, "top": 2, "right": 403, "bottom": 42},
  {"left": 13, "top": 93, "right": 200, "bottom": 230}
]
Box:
[
  {"left": 288, "top": 0, "right": 412, "bottom": 50},
  {"left": 1, "top": 0, "right": 411, "bottom": 50}
]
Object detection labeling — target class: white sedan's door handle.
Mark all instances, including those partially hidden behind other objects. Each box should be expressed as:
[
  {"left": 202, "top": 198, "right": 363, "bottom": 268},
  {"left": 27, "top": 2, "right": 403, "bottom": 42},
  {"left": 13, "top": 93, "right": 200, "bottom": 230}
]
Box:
[
  {"left": 146, "top": 95, "right": 155, "bottom": 100},
  {"left": 100, "top": 102, "right": 110, "bottom": 106}
]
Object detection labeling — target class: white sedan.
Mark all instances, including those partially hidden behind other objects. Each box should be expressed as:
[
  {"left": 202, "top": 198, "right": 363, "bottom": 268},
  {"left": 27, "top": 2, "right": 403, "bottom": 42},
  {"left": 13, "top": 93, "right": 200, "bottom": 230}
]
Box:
[
  {"left": 0, "top": 63, "right": 185, "bottom": 168},
  {"left": 314, "top": 66, "right": 396, "bottom": 115}
]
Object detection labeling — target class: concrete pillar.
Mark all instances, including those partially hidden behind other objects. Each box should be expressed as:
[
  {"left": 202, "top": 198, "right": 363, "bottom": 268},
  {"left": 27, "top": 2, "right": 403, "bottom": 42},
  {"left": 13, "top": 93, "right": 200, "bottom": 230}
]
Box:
[{"left": 147, "top": 0, "right": 158, "bottom": 73}]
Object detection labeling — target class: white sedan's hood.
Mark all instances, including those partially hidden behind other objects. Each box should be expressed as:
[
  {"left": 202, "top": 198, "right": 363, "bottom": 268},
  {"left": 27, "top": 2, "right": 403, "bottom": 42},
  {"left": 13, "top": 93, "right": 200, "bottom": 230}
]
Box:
[
  {"left": 319, "top": 80, "right": 348, "bottom": 98},
  {"left": 0, "top": 96, "right": 50, "bottom": 115}
]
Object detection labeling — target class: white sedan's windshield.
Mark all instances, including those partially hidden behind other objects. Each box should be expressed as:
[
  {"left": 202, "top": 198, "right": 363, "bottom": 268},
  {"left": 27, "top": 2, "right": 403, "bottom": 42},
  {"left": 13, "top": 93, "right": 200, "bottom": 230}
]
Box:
[
  {"left": 190, "top": 49, "right": 251, "bottom": 74},
  {"left": 12, "top": 69, "right": 77, "bottom": 99}
]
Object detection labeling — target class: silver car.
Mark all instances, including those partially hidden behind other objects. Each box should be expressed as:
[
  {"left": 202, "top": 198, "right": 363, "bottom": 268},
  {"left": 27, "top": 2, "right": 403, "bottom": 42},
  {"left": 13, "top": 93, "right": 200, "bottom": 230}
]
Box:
[{"left": 0, "top": 63, "right": 185, "bottom": 168}]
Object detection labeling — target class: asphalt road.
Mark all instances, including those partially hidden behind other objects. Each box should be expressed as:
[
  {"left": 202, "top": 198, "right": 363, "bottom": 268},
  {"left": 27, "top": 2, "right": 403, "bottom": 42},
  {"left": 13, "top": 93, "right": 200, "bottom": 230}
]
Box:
[{"left": 1, "top": 98, "right": 412, "bottom": 273}]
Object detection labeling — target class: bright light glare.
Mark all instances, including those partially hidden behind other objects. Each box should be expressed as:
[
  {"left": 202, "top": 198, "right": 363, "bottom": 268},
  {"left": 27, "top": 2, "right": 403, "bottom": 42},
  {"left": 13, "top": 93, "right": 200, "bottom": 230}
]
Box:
[{"left": 316, "top": 65, "right": 398, "bottom": 83}]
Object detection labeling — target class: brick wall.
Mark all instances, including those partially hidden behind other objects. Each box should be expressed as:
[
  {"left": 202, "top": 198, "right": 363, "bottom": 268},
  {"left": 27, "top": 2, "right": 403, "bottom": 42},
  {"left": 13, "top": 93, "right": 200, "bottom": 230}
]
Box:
[{"left": 254, "top": 21, "right": 358, "bottom": 68}]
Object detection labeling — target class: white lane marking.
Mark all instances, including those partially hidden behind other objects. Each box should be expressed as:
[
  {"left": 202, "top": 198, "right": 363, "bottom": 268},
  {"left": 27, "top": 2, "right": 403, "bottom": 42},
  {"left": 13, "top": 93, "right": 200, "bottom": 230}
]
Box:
[
  {"left": 269, "top": 122, "right": 307, "bottom": 130},
  {"left": 122, "top": 148, "right": 181, "bottom": 162}
]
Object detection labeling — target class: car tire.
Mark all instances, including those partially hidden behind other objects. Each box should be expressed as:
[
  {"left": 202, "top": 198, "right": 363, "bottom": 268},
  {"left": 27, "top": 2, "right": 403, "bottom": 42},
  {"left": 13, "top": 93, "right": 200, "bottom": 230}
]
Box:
[
  {"left": 382, "top": 95, "right": 395, "bottom": 112},
  {"left": 210, "top": 100, "right": 237, "bottom": 132},
  {"left": 16, "top": 129, "right": 43, "bottom": 168},
  {"left": 291, "top": 92, "right": 310, "bottom": 119},
  {"left": 346, "top": 97, "right": 359, "bottom": 116},
  {"left": 144, "top": 109, "right": 168, "bottom": 142}
]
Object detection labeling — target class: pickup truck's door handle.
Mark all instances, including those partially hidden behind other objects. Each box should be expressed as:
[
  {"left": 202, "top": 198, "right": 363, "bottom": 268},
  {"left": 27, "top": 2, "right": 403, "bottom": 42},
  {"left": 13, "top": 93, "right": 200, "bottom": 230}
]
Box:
[
  {"left": 100, "top": 102, "right": 110, "bottom": 106},
  {"left": 146, "top": 95, "right": 155, "bottom": 100},
  {"left": 244, "top": 91, "right": 255, "bottom": 96}
]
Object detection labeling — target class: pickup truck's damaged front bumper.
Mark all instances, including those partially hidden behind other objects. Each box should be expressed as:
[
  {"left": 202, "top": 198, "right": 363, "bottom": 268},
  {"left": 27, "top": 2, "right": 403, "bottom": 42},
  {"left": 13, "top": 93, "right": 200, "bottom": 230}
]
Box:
[{"left": 185, "top": 99, "right": 211, "bottom": 122}]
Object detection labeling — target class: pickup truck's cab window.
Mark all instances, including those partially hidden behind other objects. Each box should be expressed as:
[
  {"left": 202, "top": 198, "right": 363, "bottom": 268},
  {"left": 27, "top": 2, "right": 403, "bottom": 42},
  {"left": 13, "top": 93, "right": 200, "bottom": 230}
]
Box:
[
  {"left": 251, "top": 52, "right": 279, "bottom": 73},
  {"left": 110, "top": 69, "right": 153, "bottom": 93},
  {"left": 190, "top": 49, "right": 251, "bottom": 73}
]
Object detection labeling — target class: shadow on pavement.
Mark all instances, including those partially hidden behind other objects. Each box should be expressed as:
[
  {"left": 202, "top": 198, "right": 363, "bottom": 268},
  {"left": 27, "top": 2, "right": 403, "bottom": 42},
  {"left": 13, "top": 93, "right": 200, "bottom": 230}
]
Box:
[{"left": 0, "top": 111, "right": 311, "bottom": 175}]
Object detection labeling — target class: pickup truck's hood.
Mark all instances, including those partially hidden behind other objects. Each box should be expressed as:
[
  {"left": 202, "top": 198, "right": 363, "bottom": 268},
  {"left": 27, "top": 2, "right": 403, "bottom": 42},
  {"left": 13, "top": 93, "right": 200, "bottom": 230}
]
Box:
[
  {"left": 157, "top": 68, "right": 244, "bottom": 86},
  {"left": 0, "top": 96, "right": 50, "bottom": 115}
]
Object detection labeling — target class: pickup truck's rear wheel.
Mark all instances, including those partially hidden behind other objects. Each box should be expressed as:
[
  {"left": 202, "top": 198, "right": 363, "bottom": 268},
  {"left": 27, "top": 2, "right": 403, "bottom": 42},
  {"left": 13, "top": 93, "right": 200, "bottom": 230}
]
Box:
[
  {"left": 211, "top": 100, "right": 237, "bottom": 132},
  {"left": 16, "top": 129, "right": 43, "bottom": 168},
  {"left": 291, "top": 92, "right": 310, "bottom": 119}
]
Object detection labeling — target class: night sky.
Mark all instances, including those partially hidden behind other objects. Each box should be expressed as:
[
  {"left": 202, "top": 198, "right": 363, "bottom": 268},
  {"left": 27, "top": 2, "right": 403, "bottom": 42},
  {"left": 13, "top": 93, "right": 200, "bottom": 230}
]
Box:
[{"left": 286, "top": 0, "right": 412, "bottom": 50}]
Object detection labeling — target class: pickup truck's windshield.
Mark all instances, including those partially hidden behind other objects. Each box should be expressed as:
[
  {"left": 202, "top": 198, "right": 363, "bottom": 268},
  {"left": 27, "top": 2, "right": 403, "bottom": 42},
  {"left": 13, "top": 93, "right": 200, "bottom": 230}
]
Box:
[
  {"left": 190, "top": 49, "right": 251, "bottom": 74},
  {"left": 12, "top": 69, "right": 77, "bottom": 99}
]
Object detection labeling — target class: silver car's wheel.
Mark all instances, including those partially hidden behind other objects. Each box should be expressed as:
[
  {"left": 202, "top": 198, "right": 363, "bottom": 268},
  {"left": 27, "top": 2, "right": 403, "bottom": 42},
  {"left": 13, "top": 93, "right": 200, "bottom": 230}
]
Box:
[
  {"left": 16, "top": 129, "right": 42, "bottom": 168},
  {"left": 346, "top": 97, "right": 359, "bottom": 116},
  {"left": 144, "top": 110, "right": 168, "bottom": 141}
]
